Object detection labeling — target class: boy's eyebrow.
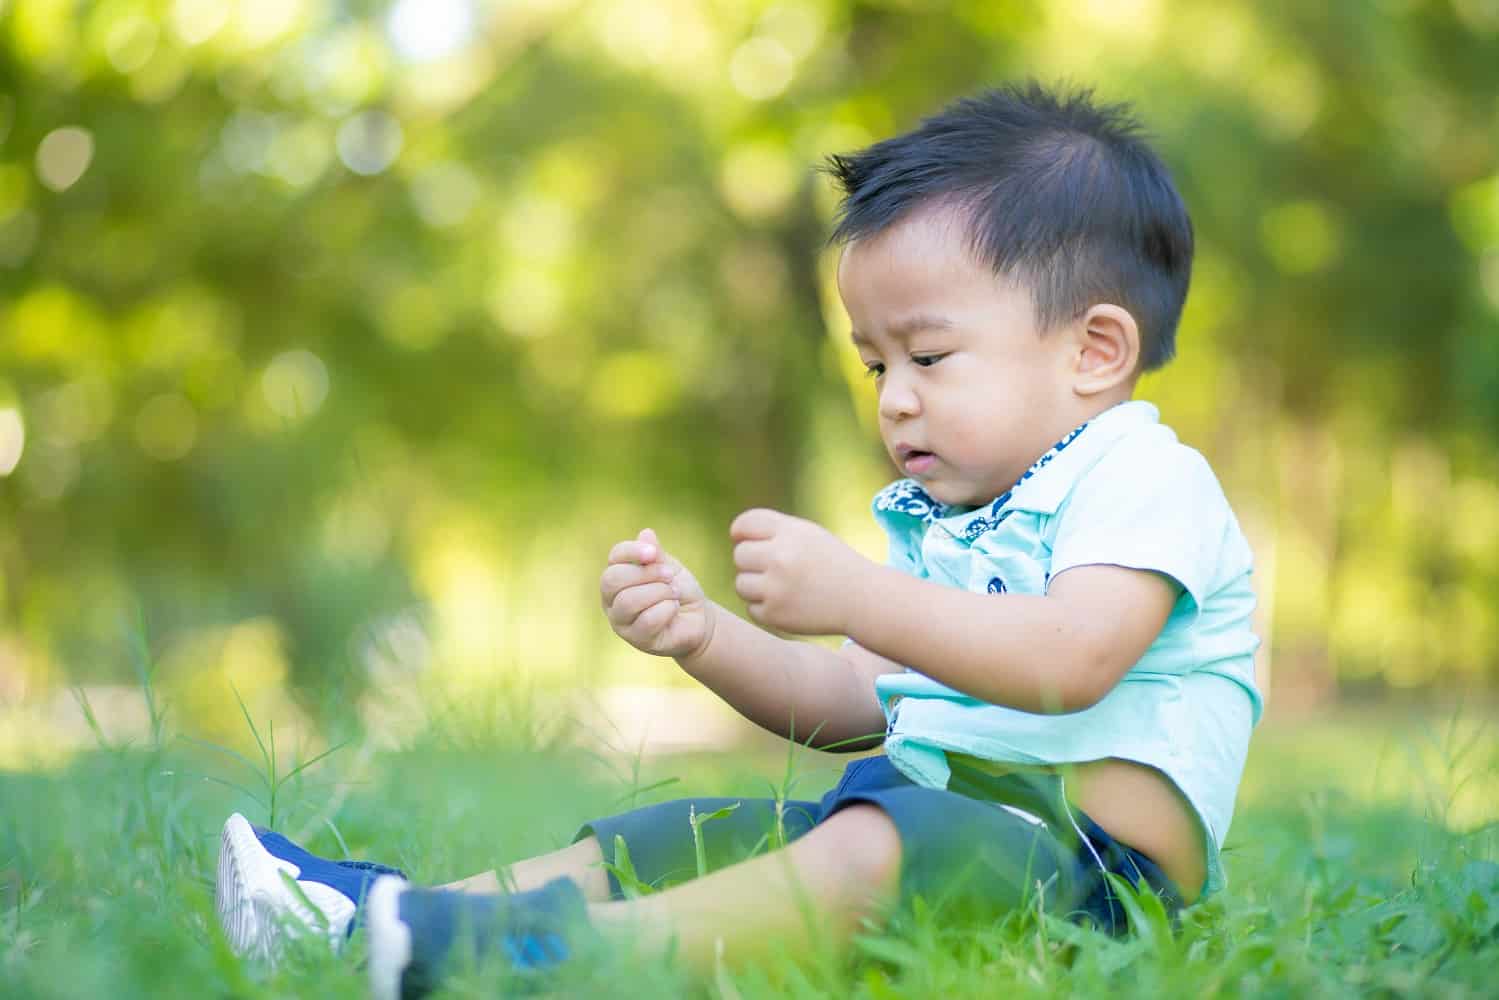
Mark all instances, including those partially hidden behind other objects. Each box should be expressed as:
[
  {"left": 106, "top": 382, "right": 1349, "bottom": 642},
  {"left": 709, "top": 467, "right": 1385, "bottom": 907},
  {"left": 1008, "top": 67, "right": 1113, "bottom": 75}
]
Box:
[{"left": 849, "top": 314, "right": 956, "bottom": 345}]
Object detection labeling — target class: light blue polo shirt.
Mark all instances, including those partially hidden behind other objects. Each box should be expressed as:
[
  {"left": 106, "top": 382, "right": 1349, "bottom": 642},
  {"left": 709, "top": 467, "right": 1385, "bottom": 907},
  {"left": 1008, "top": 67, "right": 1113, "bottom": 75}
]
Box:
[{"left": 870, "top": 400, "right": 1261, "bottom": 897}]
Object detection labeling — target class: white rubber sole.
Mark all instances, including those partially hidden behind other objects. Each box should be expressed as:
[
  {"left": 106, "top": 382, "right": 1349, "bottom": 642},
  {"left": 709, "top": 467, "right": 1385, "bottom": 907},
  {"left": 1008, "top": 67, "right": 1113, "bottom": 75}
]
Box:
[
  {"left": 366, "top": 875, "right": 413, "bottom": 1000},
  {"left": 214, "top": 812, "right": 355, "bottom": 960}
]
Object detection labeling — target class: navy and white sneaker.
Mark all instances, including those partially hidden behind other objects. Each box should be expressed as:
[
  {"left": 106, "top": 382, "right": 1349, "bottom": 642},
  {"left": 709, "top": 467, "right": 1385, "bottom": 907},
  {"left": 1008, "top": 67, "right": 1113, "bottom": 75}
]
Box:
[
  {"left": 366, "top": 875, "right": 593, "bottom": 1000},
  {"left": 215, "top": 812, "right": 406, "bottom": 959}
]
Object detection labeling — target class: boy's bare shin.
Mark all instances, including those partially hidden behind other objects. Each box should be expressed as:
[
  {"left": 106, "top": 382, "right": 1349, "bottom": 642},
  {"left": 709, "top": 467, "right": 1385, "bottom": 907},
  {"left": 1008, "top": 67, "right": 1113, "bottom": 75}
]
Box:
[
  {"left": 588, "top": 803, "right": 901, "bottom": 974},
  {"left": 439, "top": 838, "right": 611, "bottom": 900}
]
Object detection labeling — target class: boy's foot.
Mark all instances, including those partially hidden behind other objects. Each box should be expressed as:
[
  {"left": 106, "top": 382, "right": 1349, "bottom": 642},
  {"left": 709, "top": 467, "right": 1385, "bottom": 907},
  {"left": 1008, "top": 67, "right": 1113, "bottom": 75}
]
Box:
[
  {"left": 215, "top": 812, "right": 406, "bottom": 959},
  {"left": 366, "top": 874, "right": 593, "bottom": 1000}
]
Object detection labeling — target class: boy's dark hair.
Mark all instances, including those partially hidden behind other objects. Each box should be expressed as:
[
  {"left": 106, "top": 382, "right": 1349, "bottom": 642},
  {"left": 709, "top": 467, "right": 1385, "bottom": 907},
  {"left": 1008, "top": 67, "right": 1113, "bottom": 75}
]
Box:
[{"left": 825, "top": 81, "right": 1193, "bottom": 372}]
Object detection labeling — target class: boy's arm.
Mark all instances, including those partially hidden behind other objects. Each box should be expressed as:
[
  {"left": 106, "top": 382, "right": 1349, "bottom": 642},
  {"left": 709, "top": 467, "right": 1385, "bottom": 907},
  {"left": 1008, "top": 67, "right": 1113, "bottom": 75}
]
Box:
[
  {"left": 845, "top": 562, "right": 1177, "bottom": 713},
  {"left": 678, "top": 601, "right": 892, "bottom": 749},
  {"left": 731, "top": 509, "right": 1177, "bottom": 714},
  {"left": 601, "top": 528, "right": 890, "bottom": 749}
]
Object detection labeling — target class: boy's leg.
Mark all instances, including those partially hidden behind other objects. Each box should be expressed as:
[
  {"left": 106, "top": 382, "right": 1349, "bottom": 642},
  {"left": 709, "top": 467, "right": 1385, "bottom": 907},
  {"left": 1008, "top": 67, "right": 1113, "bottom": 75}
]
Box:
[
  {"left": 591, "top": 803, "right": 901, "bottom": 972},
  {"left": 442, "top": 791, "right": 820, "bottom": 899},
  {"left": 216, "top": 817, "right": 609, "bottom": 956},
  {"left": 367, "top": 803, "right": 903, "bottom": 998},
  {"left": 439, "top": 838, "right": 608, "bottom": 898},
  {"left": 220, "top": 791, "right": 819, "bottom": 957}
]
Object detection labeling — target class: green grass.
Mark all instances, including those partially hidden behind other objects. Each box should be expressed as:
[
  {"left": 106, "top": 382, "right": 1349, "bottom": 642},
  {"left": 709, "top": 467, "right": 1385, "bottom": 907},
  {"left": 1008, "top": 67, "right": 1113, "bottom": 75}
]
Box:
[{"left": 2, "top": 695, "right": 1496, "bottom": 999}]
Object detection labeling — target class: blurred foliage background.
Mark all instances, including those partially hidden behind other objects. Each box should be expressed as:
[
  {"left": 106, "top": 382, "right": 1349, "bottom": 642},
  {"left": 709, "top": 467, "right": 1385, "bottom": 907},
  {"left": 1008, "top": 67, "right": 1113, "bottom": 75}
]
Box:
[{"left": 1, "top": 0, "right": 1498, "bottom": 763}]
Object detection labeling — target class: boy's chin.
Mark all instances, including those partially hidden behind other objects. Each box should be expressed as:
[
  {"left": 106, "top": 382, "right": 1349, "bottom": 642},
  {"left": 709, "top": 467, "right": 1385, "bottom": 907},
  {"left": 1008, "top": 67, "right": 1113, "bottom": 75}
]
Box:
[{"left": 917, "top": 478, "right": 985, "bottom": 509}]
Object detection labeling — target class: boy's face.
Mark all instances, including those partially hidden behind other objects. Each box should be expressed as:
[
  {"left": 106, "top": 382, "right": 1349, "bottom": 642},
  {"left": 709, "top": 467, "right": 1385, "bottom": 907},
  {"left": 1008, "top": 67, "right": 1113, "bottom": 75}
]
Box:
[{"left": 837, "top": 205, "right": 1078, "bottom": 508}]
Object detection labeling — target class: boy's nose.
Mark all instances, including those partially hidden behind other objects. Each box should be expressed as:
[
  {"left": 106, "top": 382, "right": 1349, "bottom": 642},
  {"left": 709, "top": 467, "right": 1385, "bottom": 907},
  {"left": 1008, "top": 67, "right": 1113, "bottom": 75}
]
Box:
[{"left": 878, "top": 379, "right": 920, "bottom": 420}]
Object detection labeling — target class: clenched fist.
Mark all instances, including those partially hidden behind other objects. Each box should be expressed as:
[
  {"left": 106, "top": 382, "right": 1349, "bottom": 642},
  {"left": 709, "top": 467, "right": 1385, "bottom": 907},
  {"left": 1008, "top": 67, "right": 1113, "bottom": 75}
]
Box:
[
  {"left": 729, "top": 508, "right": 873, "bottom": 636},
  {"left": 600, "top": 528, "right": 715, "bottom": 660}
]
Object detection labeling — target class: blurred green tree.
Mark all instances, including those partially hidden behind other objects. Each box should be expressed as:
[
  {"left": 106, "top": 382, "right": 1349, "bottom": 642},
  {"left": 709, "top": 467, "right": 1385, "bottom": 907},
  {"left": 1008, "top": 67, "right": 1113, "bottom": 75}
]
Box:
[{"left": 0, "top": 0, "right": 1496, "bottom": 718}]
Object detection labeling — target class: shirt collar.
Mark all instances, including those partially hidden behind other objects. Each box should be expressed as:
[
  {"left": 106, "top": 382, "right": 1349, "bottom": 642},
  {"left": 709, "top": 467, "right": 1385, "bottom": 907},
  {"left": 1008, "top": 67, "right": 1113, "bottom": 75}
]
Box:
[
  {"left": 1004, "top": 400, "right": 1160, "bottom": 514},
  {"left": 872, "top": 401, "right": 1161, "bottom": 532}
]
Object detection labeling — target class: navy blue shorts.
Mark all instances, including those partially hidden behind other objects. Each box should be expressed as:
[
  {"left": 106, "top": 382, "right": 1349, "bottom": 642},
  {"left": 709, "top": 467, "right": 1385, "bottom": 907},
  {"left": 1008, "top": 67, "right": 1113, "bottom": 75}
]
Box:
[{"left": 577, "top": 754, "right": 1182, "bottom": 935}]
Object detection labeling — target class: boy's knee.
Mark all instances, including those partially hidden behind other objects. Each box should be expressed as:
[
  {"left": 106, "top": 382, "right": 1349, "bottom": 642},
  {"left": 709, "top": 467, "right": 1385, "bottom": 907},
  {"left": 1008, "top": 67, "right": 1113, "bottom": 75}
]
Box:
[{"left": 818, "top": 803, "right": 903, "bottom": 896}]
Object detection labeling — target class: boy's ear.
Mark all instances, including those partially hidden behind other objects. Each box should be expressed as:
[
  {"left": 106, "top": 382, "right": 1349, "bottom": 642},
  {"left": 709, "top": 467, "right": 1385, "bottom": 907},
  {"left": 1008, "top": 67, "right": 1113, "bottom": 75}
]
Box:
[{"left": 1070, "top": 304, "right": 1141, "bottom": 396}]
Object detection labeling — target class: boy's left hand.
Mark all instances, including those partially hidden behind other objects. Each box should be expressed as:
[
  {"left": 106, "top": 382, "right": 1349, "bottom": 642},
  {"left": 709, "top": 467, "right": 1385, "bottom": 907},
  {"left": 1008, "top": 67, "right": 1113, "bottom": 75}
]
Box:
[{"left": 729, "top": 508, "right": 872, "bottom": 635}]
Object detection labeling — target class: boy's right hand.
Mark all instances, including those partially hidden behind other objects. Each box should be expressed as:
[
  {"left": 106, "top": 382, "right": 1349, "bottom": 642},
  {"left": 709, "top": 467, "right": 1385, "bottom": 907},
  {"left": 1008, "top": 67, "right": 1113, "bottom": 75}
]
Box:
[{"left": 601, "top": 528, "right": 715, "bottom": 660}]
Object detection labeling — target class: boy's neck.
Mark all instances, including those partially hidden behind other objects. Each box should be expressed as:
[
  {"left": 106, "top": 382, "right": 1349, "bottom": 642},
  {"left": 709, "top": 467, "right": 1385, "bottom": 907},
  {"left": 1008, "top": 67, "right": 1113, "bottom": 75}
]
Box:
[
  {"left": 1048, "top": 386, "right": 1137, "bottom": 445},
  {"left": 999, "top": 389, "right": 1139, "bottom": 491},
  {"left": 944, "top": 390, "right": 1142, "bottom": 512}
]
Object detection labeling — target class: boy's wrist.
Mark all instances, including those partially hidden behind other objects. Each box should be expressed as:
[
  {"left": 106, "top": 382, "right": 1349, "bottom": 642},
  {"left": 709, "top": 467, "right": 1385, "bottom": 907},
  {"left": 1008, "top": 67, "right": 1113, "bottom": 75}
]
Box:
[
  {"left": 674, "top": 600, "right": 721, "bottom": 672},
  {"left": 840, "top": 562, "right": 899, "bottom": 645}
]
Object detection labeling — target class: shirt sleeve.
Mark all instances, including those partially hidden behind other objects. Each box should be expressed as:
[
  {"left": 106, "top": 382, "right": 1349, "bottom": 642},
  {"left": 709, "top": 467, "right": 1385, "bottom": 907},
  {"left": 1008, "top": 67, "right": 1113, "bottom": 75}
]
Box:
[{"left": 1048, "top": 434, "right": 1231, "bottom": 614}]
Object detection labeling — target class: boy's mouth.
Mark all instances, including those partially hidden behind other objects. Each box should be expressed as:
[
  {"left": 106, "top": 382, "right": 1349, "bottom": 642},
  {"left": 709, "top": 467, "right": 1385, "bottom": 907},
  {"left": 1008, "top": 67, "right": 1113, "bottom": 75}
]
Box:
[{"left": 897, "top": 446, "right": 937, "bottom": 475}]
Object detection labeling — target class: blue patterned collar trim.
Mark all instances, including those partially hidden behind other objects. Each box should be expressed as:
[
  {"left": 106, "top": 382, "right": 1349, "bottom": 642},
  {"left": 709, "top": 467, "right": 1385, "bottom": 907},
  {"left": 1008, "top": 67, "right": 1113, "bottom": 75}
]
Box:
[
  {"left": 872, "top": 420, "right": 1090, "bottom": 537},
  {"left": 871, "top": 401, "right": 1160, "bottom": 541}
]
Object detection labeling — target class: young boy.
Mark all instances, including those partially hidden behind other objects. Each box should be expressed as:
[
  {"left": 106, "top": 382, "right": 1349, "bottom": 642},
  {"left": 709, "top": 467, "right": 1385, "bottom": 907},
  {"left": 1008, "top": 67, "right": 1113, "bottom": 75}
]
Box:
[{"left": 215, "top": 81, "right": 1261, "bottom": 999}]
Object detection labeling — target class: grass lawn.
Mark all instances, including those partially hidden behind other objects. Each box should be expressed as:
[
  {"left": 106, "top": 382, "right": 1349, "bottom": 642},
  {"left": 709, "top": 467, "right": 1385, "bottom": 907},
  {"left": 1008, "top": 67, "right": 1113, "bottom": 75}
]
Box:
[{"left": 2, "top": 695, "right": 1496, "bottom": 998}]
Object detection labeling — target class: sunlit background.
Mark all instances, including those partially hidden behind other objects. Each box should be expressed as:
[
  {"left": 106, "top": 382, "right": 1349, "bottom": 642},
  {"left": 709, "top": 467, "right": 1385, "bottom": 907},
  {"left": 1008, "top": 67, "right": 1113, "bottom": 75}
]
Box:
[{"left": 1, "top": 0, "right": 1497, "bottom": 777}]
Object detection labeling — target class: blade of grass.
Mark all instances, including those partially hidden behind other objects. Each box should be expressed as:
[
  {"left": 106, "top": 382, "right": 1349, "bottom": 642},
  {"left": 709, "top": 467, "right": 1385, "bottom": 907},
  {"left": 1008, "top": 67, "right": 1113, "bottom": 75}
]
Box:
[
  {"left": 610, "top": 777, "right": 681, "bottom": 810},
  {"left": 229, "top": 682, "right": 272, "bottom": 779},
  {"left": 177, "top": 735, "right": 262, "bottom": 778},
  {"left": 192, "top": 773, "right": 268, "bottom": 807},
  {"left": 690, "top": 803, "right": 741, "bottom": 878},
  {"left": 127, "top": 607, "right": 165, "bottom": 747},
  {"left": 69, "top": 685, "right": 112, "bottom": 752},
  {"left": 279, "top": 739, "right": 351, "bottom": 784},
  {"left": 602, "top": 835, "right": 656, "bottom": 899}
]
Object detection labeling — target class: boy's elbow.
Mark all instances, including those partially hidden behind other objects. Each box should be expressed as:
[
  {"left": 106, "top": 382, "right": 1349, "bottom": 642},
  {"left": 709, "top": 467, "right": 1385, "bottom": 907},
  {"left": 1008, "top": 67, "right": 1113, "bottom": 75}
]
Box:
[
  {"left": 1042, "top": 644, "right": 1123, "bottom": 714},
  {"left": 1038, "top": 681, "right": 1103, "bottom": 715},
  {"left": 1024, "top": 674, "right": 1100, "bottom": 715},
  {"left": 1059, "top": 678, "right": 1107, "bottom": 714}
]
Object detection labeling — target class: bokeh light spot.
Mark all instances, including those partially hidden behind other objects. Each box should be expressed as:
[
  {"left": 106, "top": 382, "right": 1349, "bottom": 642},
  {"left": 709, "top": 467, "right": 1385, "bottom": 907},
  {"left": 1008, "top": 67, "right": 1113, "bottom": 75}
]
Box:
[
  {"left": 104, "top": 14, "right": 160, "bottom": 74},
  {"left": 220, "top": 110, "right": 277, "bottom": 174},
  {"left": 171, "top": 0, "right": 230, "bottom": 45},
  {"left": 312, "top": 25, "right": 388, "bottom": 109},
  {"left": 134, "top": 393, "right": 198, "bottom": 461},
  {"left": 337, "top": 110, "right": 403, "bottom": 176},
  {"left": 597, "top": 0, "right": 673, "bottom": 69},
  {"left": 387, "top": 0, "right": 475, "bottom": 62},
  {"left": 36, "top": 127, "right": 95, "bottom": 193},
  {"left": 1261, "top": 200, "right": 1342, "bottom": 274},
  {"left": 261, "top": 349, "right": 330, "bottom": 421},
  {"left": 729, "top": 37, "right": 793, "bottom": 100},
  {"left": 411, "top": 161, "right": 480, "bottom": 227},
  {"left": 0, "top": 408, "right": 25, "bottom": 475},
  {"left": 499, "top": 194, "right": 575, "bottom": 260},
  {"left": 488, "top": 266, "right": 562, "bottom": 338},
  {"left": 1077, "top": 0, "right": 1163, "bottom": 42},
  {"left": 267, "top": 119, "right": 332, "bottom": 188},
  {"left": 718, "top": 141, "right": 798, "bottom": 220},
  {"left": 235, "top": 0, "right": 303, "bottom": 48},
  {"left": 588, "top": 351, "right": 680, "bottom": 419},
  {"left": 758, "top": 3, "right": 826, "bottom": 60},
  {"left": 40, "top": 378, "right": 114, "bottom": 446}
]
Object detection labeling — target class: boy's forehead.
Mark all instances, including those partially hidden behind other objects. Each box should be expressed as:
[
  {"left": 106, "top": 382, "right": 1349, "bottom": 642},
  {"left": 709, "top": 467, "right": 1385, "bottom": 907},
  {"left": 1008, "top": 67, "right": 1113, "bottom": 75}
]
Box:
[
  {"left": 848, "top": 313, "right": 956, "bottom": 345},
  {"left": 838, "top": 208, "right": 1033, "bottom": 320}
]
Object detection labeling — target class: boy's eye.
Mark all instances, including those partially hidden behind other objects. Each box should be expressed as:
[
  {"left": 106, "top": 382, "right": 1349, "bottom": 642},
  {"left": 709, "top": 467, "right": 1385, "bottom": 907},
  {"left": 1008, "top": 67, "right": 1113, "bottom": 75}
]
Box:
[
  {"left": 912, "top": 354, "right": 946, "bottom": 367},
  {"left": 863, "top": 362, "right": 885, "bottom": 378}
]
